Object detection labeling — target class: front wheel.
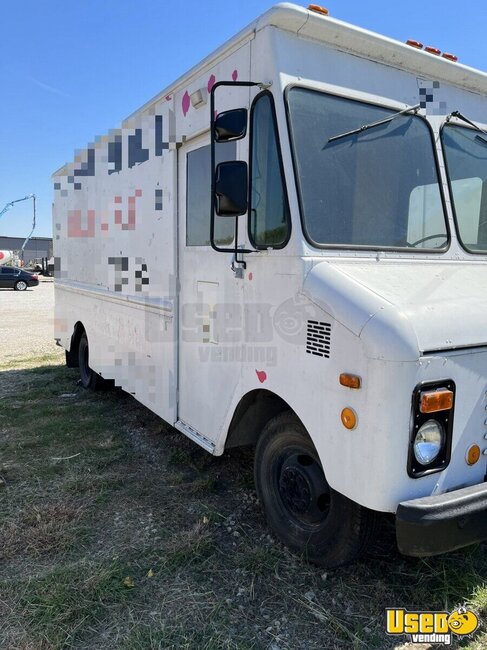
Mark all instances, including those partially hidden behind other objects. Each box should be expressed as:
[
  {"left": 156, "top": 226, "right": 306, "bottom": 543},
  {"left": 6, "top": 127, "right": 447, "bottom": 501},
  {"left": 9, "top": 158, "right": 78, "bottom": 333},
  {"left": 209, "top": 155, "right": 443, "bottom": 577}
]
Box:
[
  {"left": 14, "top": 280, "right": 27, "bottom": 291},
  {"left": 254, "top": 411, "right": 378, "bottom": 567}
]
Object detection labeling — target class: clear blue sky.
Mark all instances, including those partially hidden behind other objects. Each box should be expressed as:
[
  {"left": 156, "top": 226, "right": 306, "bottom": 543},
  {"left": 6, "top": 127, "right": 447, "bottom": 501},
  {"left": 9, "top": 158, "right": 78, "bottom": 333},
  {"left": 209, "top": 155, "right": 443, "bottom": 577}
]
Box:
[{"left": 1, "top": 0, "right": 485, "bottom": 239}]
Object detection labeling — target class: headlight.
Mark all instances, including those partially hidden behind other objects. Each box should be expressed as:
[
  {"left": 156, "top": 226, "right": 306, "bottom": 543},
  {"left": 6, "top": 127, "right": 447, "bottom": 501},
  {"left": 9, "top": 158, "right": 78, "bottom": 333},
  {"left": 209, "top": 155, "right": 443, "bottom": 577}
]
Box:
[
  {"left": 409, "top": 380, "right": 455, "bottom": 478},
  {"left": 413, "top": 420, "right": 445, "bottom": 466}
]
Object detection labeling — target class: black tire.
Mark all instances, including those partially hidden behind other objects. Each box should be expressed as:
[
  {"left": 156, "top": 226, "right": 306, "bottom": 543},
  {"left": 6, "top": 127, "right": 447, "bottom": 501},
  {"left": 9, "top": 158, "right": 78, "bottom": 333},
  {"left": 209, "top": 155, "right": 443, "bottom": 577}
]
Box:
[
  {"left": 254, "top": 411, "right": 378, "bottom": 568},
  {"left": 14, "top": 280, "right": 28, "bottom": 291},
  {"left": 65, "top": 347, "right": 79, "bottom": 368},
  {"left": 78, "top": 332, "right": 104, "bottom": 391}
]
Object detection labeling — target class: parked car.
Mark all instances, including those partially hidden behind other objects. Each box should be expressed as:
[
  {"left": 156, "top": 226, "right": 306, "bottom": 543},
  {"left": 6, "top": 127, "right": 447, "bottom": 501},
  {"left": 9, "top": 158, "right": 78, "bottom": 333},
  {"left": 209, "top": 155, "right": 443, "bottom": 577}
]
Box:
[{"left": 0, "top": 266, "right": 39, "bottom": 290}]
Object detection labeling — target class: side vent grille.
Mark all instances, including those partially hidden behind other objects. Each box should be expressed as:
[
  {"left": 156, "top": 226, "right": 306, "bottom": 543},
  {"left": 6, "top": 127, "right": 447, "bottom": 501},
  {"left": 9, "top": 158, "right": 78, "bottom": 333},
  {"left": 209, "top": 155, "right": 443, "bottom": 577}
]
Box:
[{"left": 306, "top": 320, "right": 331, "bottom": 358}]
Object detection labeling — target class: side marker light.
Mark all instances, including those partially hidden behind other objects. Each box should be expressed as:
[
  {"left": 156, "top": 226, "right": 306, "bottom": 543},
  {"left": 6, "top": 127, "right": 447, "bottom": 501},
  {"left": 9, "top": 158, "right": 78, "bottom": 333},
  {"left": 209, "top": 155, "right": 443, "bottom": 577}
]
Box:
[
  {"left": 341, "top": 408, "right": 357, "bottom": 430},
  {"left": 339, "top": 373, "right": 361, "bottom": 389},
  {"left": 466, "top": 445, "right": 481, "bottom": 466}
]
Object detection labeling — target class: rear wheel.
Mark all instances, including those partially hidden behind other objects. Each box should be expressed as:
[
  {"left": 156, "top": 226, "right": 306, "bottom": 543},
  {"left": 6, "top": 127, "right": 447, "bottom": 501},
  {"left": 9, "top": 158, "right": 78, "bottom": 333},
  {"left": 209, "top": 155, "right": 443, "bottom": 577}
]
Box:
[
  {"left": 14, "top": 280, "right": 27, "bottom": 291},
  {"left": 254, "top": 411, "right": 377, "bottom": 567},
  {"left": 78, "top": 332, "right": 105, "bottom": 391}
]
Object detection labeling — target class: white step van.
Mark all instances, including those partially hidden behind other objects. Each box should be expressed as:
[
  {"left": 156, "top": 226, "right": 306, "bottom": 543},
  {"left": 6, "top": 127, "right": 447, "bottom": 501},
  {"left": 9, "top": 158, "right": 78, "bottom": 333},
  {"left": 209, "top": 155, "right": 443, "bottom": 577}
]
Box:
[{"left": 53, "top": 3, "right": 487, "bottom": 566}]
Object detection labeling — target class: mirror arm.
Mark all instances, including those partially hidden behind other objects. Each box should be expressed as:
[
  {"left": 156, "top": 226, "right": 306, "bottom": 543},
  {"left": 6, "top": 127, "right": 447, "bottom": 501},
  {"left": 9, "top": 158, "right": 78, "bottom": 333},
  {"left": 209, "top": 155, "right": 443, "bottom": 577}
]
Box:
[{"left": 210, "top": 80, "right": 269, "bottom": 258}]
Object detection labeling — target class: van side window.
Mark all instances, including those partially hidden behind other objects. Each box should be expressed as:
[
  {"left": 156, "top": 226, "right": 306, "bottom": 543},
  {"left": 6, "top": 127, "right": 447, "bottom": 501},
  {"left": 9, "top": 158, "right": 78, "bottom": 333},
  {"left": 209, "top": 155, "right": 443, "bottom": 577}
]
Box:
[
  {"left": 186, "top": 142, "right": 236, "bottom": 246},
  {"left": 250, "top": 93, "right": 290, "bottom": 248}
]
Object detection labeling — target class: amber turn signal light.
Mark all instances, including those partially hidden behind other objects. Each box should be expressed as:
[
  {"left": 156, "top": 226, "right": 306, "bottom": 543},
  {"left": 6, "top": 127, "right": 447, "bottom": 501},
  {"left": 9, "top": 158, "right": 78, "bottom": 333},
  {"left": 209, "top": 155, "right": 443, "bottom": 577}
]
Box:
[
  {"left": 420, "top": 389, "right": 454, "bottom": 414},
  {"left": 308, "top": 4, "right": 329, "bottom": 15},
  {"left": 341, "top": 408, "right": 357, "bottom": 430},
  {"left": 339, "top": 373, "right": 361, "bottom": 389},
  {"left": 466, "top": 444, "right": 481, "bottom": 466}
]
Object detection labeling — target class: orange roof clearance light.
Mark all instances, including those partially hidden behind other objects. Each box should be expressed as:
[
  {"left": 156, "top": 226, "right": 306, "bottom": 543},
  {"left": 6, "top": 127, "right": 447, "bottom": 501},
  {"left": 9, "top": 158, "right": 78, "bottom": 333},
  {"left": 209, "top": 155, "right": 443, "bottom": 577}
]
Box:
[
  {"left": 341, "top": 408, "right": 357, "bottom": 430},
  {"left": 339, "top": 373, "right": 361, "bottom": 390},
  {"left": 308, "top": 4, "right": 329, "bottom": 16},
  {"left": 420, "top": 389, "right": 454, "bottom": 414},
  {"left": 442, "top": 52, "right": 458, "bottom": 62},
  {"left": 466, "top": 444, "right": 481, "bottom": 466},
  {"left": 425, "top": 46, "right": 442, "bottom": 56},
  {"left": 406, "top": 39, "right": 423, "bottom": 49}
]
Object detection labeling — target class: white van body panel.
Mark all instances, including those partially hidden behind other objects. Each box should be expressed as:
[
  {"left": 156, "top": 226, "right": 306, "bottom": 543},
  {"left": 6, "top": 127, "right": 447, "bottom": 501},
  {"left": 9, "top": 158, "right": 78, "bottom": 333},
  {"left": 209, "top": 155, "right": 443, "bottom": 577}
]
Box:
[
  {"left": 305, "top": 261, "right": 487, "bottom": 356},
  {"left": 53, "top": 4, "right": 487, "bottom": 514}
]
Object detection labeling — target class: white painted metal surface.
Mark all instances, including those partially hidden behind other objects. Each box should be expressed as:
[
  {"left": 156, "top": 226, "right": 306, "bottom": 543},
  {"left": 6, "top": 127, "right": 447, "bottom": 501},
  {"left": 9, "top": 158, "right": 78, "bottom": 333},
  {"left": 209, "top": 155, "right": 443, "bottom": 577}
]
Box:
[{"left": 53, "top": 3, "right": 487, "bottom": 514}]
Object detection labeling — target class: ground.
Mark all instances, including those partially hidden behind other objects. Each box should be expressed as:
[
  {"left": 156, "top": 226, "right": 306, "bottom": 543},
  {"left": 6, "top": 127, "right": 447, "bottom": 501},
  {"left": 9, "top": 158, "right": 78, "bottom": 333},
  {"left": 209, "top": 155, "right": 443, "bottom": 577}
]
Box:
[
  {"left": 0, "top": 280, "right": 486, "bottom": 649},
  {"left": 0, "top": 278, "right": 59, "bottom": 368}
]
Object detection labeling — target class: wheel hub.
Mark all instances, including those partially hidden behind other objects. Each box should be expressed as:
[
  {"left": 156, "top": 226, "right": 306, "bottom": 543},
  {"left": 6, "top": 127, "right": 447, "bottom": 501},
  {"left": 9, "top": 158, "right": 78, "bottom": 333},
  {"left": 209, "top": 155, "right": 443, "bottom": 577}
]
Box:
[
  {"left": 278, "top": 453, "right": 330, "bottom": 524},
  {"left": 279, "top": 466, "right": 312, "bottom": 514}
]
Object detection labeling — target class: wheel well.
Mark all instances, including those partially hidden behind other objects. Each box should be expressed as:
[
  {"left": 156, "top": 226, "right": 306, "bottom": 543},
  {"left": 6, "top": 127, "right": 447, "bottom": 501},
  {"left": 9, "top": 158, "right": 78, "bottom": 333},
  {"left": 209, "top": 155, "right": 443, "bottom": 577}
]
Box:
[
  {"left": 224, "top": 389, "right": 293, "bottom": 450},
  {"left": 65, "top": 322, "right": 85, "bottom": 368}
]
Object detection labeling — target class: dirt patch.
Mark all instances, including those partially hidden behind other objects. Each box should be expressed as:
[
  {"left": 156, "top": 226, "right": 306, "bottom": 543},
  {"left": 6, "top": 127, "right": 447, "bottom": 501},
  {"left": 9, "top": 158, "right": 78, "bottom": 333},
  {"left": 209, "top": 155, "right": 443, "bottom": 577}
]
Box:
[{"left": 0, "top": 500, "right": 87, "bottom": 561}]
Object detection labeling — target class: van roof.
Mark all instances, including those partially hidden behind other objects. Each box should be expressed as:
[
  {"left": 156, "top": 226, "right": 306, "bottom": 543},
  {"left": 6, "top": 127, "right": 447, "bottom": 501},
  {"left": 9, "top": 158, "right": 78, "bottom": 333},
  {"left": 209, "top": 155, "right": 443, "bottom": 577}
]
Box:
[
  {"left": 132, "top": 2, "right": 486, "bottom": 120},
  {"left": 53, "top": 3, "right": 486, "bottom": 177}
]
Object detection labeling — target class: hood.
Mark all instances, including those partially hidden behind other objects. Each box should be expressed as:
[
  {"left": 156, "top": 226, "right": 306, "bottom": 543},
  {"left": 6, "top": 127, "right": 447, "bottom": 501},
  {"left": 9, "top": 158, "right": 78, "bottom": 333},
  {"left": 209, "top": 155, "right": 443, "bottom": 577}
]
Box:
[{"left": 303, "top": 260, "right": 487, "bottom": 361}]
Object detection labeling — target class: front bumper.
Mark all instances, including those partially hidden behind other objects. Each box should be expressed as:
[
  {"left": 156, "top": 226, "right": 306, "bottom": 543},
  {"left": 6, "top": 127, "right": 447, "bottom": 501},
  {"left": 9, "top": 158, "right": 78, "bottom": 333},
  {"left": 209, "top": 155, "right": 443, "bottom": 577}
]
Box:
[{"left": 396, "top": 482, "right": 487, "bottom": 556}]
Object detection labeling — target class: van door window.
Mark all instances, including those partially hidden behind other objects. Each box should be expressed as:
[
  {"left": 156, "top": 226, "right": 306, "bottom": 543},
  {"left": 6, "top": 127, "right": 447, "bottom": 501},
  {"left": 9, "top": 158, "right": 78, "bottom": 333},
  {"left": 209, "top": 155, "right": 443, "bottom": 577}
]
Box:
[
  {"left": 186, "top": 142, "right": 236, "bottom": 246},
  {"left": 249, "top": 93, "right": 290, "bottom": 248}
]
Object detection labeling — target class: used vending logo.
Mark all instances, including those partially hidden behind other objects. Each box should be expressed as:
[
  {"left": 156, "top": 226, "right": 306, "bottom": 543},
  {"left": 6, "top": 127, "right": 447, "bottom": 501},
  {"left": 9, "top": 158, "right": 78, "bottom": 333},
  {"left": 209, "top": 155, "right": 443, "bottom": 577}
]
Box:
[{"left": 386, "top": 606, "right": 479, "bottom": 645}]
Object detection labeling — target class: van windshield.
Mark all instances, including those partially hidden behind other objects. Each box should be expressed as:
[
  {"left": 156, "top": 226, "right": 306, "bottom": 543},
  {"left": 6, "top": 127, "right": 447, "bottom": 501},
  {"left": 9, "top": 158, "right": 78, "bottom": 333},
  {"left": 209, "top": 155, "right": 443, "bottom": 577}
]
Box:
[
  {"left": 442, "top": 123, "right": 487, "bottom": 253},
  {"left": 287, "top": 88, "right": 448, "bottom": 250}
]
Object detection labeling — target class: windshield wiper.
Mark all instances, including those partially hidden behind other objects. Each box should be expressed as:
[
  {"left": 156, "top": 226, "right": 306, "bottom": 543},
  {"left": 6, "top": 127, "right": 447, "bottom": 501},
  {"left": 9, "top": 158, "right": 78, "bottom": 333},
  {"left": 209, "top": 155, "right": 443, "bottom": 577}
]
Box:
[
  {"left": 446, "top": 110, "right": 487, "bottom": 146},
  {"left": 327, "top": 103, "right": 421, "bottom": 144}
]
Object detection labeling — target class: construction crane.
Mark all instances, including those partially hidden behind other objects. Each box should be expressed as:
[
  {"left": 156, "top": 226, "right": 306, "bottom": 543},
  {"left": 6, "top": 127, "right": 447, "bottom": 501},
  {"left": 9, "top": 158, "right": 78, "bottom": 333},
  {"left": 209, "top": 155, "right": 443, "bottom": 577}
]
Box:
[{"left": 0, "top": 194, "right": 36, "bottom": 261}]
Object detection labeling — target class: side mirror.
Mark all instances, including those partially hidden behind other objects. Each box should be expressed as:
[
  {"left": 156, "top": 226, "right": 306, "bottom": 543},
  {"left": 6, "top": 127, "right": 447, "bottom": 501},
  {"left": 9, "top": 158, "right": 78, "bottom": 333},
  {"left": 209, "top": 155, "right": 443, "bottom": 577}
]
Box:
[
  {"left": 215, "top": 161, "right": 248, "bottom": 216},
  {"left": 214, "top": 108, "right": 247, "bottom": 142}
]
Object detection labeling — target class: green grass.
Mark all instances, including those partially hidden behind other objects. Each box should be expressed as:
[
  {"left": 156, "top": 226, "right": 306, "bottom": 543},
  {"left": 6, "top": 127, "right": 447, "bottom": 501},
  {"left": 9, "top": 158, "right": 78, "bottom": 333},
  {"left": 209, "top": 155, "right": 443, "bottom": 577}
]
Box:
[
  {"left": 0, "top": 357, "right": 486, "bottom": 650},
  {"left": 1, "top": 560, "right": 133, "bottom": 649},
  {"left": 120, "top": 621, "right": 259, "bottom": 650},
  {"left": 0, "top": 350, "right": 64, "bottom": 371}
]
